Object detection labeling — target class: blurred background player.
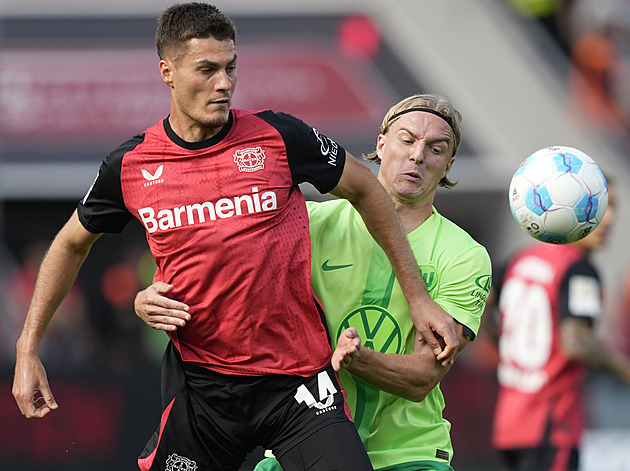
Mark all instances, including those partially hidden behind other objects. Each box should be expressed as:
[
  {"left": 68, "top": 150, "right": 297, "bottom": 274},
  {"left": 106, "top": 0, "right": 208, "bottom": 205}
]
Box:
[
  {"left": 484, "top": 179, "right": 630, "bottom": 471},
  {"left": 136, "top": 93, "right": 492, "bottom": 471}
]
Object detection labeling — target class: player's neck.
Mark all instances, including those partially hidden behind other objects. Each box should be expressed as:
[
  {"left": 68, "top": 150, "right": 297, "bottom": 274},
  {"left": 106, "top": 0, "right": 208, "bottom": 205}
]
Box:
[
  {"left": 167, "top": 114, "right": 224, "bottom": 143},
  {"left": 394, "top": 201, "right": 433, "bottom": 234}
]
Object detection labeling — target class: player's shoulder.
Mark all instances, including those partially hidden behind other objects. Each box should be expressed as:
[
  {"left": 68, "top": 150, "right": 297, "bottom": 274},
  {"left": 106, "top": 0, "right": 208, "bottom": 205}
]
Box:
[
  {"left": 235, "top": 108, "right": 303, "bottom": 125},
  {"left": 106, "top": 119, "right": 168, "bottom": 161},
  {"left": 566, "top": 255, "right": 598, "bottom": 279},
  {"left": 307, "top": 199, "right": 356, "bottom": 233},
  {"left": 103, "top": 132, "right": 147, "bottom": 167},
  {"left": 432, "top": 208, "right": 486, "bottom": 251},
  {"left": 307, "top": 199, "right": 351, "bottom": 218},
  {"left": 233, "top": 109, "right": 312, "bottom": 140}
]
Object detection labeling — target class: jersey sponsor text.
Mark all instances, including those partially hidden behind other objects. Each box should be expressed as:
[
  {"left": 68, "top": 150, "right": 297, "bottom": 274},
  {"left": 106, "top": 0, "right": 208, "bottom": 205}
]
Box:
[{"left": 138, "top": 187, "right": 278, "bottom": 233}]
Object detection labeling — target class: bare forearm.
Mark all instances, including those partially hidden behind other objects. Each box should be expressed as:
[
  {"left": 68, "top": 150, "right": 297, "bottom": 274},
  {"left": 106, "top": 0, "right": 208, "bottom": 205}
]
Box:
[
  {"left": 347, "top": 345, "right": 446, "bottom": 402},
  {"left": 562, "top": 319, "right": 630, "bottom": 383},
  {"left": 348, "top": 325, "right": 469, "bottom": 401}
]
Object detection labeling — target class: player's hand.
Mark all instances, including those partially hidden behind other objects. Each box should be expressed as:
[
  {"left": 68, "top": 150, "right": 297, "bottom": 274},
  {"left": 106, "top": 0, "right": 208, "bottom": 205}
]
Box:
[
  {"left": 409, "top": 298, "right": 458, "bottom": 366},
  {"left": 332, "top": 327, "right": 361, "bottom": 371},
  {"left": 134, "top": 282, "right": 190, "bottom": 331},
  {"left": 13, "top": 352, "right": 58, "bottom": 419}
]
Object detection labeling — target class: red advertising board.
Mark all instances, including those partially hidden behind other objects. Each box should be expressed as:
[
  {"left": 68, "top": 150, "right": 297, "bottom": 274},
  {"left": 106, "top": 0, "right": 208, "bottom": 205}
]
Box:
[{"left": 0, "top": 41, "right": 393, "bottom": 146}]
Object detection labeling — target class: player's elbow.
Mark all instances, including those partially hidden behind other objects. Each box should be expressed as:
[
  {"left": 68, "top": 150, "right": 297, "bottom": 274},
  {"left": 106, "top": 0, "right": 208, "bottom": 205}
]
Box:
[
  {"left": 408, "top": 391, "right": 429, "bottom": 403},
  {"left": 404, "top": 383, "right": 435, "bottom": 403}
]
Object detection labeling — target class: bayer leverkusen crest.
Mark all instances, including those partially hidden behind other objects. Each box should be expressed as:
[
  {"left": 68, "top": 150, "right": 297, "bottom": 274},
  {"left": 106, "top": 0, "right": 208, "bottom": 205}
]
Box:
[{"left": 233, "top": 147, "right": 266, "bottom": 173}]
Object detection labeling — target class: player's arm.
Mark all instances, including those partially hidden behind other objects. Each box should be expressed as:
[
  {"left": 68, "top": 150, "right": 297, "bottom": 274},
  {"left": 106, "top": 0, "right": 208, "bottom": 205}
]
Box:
[
  {"left": 561, "top": 318, "right": 630, "bottom": 383},
  {"left": 13, "top": 210, "right": 101, "bottom": 418},
  {"left": 346, "top": 321, "right": 471, "bottom": 402},
  {"left": 330, "top": 153, "right": 458, "bottom": 365},
  {"left": 559, "top": 265, "right": 630, "bottom": 383}
]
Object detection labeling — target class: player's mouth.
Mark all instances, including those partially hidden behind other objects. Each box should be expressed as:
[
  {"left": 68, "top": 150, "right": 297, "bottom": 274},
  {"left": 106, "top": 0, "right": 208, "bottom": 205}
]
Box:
[
  {"left": 402, "top": 171, "right": 421, "bottom": 181},
  {"left": 210, "top": 97, "right": 231, "bottom": 106}
]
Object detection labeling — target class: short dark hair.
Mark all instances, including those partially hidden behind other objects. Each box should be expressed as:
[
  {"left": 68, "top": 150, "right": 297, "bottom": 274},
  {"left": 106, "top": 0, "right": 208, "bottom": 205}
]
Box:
[{"left": 156, "top": 2, "right": 236, "bottom": 60}]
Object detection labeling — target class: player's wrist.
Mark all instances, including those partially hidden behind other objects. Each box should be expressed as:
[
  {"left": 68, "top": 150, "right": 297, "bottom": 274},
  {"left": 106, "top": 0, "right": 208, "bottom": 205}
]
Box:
[{"left": 15, "top": 334, "right": 41, "bottom": 356}]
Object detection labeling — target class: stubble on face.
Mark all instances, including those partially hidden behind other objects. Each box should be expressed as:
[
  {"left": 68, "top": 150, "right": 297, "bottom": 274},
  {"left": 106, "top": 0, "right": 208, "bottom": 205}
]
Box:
[{"left": 166, "top": 37, "right": 237, "bottom": 141}]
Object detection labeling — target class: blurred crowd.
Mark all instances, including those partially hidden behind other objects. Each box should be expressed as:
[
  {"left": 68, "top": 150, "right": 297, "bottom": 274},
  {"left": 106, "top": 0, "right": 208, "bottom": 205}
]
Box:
[
  {"left": 509, "top": 0, "right": 630, "bottom": 144},
  {"left": 507, "top": 0, "right": 630, "bottom": 358},
  {"left": 0, "top": 232, "right": 164, "bottom": 376}
]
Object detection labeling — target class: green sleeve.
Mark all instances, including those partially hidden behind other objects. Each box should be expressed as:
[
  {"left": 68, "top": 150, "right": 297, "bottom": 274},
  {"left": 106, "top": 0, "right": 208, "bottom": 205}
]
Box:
[
  {"left": 252, "top": 457, "right": 283, "bottom": 471},
  {"left": 434, "top": 245, "right": 492, "bottom": 337}
]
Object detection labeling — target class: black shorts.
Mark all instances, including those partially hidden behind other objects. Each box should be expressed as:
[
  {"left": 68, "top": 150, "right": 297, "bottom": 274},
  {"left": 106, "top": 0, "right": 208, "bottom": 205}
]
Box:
[{"left": 138, "top": 341, "right": 372, "bottom": 471}]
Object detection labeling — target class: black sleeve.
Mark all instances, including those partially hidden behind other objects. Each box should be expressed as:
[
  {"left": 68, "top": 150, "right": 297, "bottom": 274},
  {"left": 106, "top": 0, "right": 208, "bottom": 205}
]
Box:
[
  {"left": 457, "top": 320, "right": 475, "bottom": 340},
  {"left": 255, "top": 111, "right": 346, "bottom": 194},
  {"left": 558, "top": 257, "right": 600, "bottom": 325},
  {"left": 77, "top": 135, "right": 143, "bottom": 234}
]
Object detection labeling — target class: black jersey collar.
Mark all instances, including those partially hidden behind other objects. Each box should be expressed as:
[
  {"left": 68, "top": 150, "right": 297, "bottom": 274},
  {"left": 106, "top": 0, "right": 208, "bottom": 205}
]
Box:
[{"left": 163, "top": 111, "right": 234, "bottom": 150}]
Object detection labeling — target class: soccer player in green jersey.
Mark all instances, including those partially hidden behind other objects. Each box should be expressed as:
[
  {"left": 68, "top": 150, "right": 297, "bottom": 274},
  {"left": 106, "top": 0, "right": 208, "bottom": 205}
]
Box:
[
  {"left": 301, "top": 94, "right": 491, "bottom": 470},
  {"left": 136, "top": 94, "right": 492, "bottom": 470}
]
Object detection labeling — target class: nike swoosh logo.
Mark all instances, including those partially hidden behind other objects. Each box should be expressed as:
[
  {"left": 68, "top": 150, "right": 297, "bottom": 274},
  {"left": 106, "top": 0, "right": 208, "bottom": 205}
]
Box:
[{"left": 322, "top": 260, "right": 353, "bottom": 271}]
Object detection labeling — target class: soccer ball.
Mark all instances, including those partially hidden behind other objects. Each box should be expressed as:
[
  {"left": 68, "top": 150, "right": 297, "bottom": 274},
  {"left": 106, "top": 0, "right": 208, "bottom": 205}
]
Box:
[{"left": 508, "top": 146, "right": 608, "bottom": 244}]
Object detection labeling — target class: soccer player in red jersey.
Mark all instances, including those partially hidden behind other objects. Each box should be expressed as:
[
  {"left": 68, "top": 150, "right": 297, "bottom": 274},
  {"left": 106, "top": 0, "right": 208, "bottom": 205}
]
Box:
[
  {"left": 485, "top": 182, "right": 630, "bottom": 471},
  {"left": 11, "top": 3, "right": 458, "bottom": 470}
]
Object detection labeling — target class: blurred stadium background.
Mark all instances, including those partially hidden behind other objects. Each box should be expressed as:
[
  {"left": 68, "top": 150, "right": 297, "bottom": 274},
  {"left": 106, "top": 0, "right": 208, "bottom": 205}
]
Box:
[{"left": 2, "top": 1, "right": 630, "bottom": 470}]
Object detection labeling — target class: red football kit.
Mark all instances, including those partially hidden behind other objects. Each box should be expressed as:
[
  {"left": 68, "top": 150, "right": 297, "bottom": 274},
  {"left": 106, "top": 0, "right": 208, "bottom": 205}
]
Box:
[
  {"left": 79, "top": 110, "right": 374, "bottom": 470},
  {"left": 78, "top": 109, "right": 344, "bottom": 377},
  {"left": 493, "top": 243, "right": 601, "bottom": 459}
]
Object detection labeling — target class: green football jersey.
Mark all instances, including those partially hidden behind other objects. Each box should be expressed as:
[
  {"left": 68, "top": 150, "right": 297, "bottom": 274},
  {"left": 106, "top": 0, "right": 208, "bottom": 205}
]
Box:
[{"left": 307, "top": 199, "right": 491, "bottom": 470}]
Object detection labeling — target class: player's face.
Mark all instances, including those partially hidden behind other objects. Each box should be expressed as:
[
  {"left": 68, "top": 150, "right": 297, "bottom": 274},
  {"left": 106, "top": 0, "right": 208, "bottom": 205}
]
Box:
[
  {"left": 376, "top": 112, "right": 455, "bottom": 207},
  {"left": 160, "top": 37, "right": 237, "bottom": 139}
]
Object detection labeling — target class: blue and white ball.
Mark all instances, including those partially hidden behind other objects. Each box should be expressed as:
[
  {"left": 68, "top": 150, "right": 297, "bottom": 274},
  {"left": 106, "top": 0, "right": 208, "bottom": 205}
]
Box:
[{"left": 508, "top": 146, "right": 608, "bottom": 244}]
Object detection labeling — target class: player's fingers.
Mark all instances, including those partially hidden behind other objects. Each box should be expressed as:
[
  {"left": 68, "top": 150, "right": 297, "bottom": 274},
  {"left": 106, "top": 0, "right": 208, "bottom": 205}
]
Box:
[
  {"left": 149, "top": 322, "right": 180, "bottom": 332},
  {"left": 30, "top": 397, "right": 52, "bottom": 419},
  {"left": 40, "top": 385, "right": 58, "bottom": 411},
  {"left": 25, "top": 390, "right": 57, "bottom": 419},
  {"left": 148, "top": 311, "right": 188, "bottom": 327},
  {"left": 141, "top": 294, "right": 190, "bottom": 317},
  {"left": 151, "top": 282, "right": 190, "bottom": 310},
  {"left": 435, "top": 325, "right": 459, "bottom": 363},
  {"left": 418, "top": 326, "right": 443, "bottom": 357},
  {"left": 438, "top": 348, "right": 456, "bottom": 367},
  {"left": 344, "top": 327, "right": 359, "bottom": 340},
  {"left": 158, "top": 309, "right": 190, "bottom": 321},
  {"left": 152, "top": 281, "right": 174, "bottom": 293},
  {"left": 151, "top": 294, "right": 189, "bottom": 312},
  {"left": 332, "top": 349, "right": 349, "bottom": 371}
]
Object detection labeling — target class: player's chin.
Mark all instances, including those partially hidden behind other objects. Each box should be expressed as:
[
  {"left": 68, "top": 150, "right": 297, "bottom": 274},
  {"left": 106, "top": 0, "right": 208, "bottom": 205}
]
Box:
[{"left": 203, "top": 109, "right": 230, "bottom": 127}]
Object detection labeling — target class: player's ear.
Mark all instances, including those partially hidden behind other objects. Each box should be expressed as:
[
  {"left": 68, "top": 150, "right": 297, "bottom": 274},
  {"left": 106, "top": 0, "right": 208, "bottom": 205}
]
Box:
[
  {"left": 444, "top": 157, "right": 455, "bottom": 176},
  {"left": 376, "top": 134, "right": 386, "bottom": 159},
  {"left": 159, "top": 59, "right": 174, "bottom": 86}
]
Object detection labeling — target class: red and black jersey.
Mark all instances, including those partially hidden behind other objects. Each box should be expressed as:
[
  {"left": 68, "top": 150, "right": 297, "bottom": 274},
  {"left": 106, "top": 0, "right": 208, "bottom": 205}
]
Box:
[
  {"left": 78, "top": 109, "right": 346, "bottom": 377},
  {"left": 492, "top": 243, "right": 601, "bottom": 450}
]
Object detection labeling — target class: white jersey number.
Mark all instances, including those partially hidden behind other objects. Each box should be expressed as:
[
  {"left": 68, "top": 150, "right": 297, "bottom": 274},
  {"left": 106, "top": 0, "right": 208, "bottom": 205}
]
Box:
[
  {"left": 498, "top": 277, "right": 552, "bottom": 392},
  {"left": 294, "top": 371, "right": 337, "bottom": 410}
]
